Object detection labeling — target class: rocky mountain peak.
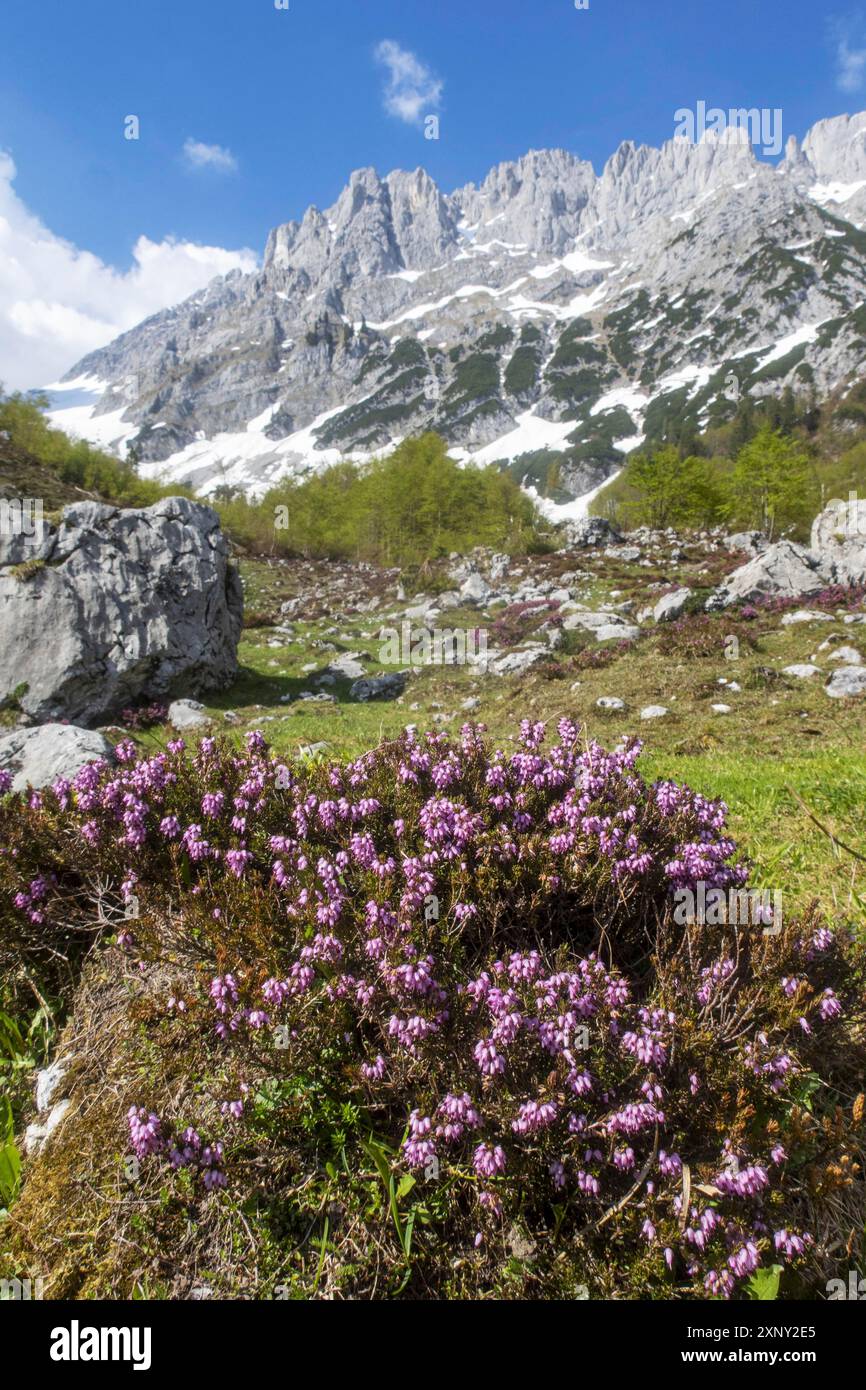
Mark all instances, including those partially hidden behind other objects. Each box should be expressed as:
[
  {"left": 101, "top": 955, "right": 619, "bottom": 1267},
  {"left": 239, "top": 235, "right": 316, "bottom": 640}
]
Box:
[{"left": 56, "top": 106, "right": 866, "bottom": 508}]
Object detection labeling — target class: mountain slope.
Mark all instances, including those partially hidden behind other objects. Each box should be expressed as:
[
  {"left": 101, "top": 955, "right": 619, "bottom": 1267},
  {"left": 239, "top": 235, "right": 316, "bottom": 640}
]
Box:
[{"left": 53, "top": 111, "right": 866, "bottom": 504}]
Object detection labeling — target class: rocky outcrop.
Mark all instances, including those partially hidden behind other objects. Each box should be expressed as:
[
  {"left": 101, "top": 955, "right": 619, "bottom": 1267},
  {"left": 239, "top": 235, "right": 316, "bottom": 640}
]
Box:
[
  {"left": 0, "top": 497, "right": 243, "bottom": 725},
  {"left": 810, "top": 497, "right": 866, "bottom": 586},
  {"left": 56, "top": 108, "right": 866, "bottom": 503},
  {"left": 0, "top": 724, "right": 112, "bottom": 791},
  {"left": 565, "top": 517, "right": 622, "bottom": 549},
  {"left": 653, "top": 588, "right": 692, "bottom": 622},
  {"left": 707, "top": 501, "right": 866, "bottom": 612},
  {"left": 705, "top": 541, "right": 823, "bottom": 610}
]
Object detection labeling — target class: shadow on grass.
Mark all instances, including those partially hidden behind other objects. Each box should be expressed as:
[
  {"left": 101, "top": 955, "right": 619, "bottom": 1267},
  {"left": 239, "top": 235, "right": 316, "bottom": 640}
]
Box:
[{"left": 206, "top": 664, "right": 357, "bottom": 711}]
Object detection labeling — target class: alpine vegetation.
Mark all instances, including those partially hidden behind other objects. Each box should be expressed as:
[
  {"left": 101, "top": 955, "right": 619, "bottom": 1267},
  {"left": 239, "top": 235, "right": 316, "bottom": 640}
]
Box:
[{"left": 2, "top": 722, "right": 863, "bottom": 1300}]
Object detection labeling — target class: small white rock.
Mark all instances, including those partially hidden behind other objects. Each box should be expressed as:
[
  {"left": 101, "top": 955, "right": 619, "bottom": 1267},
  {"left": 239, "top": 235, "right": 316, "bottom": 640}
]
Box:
[
  {"left": 640, "top": 705, "right": 670, "bottom": 720},
  {"left": 782, "top": 664, "right": 822, "bottom": 680},
  {"left": 827, "top": 646, "right": 862, "bottom": 666},
  {"left": 780, "top": 610, "right": 834, "bottom": 626}
]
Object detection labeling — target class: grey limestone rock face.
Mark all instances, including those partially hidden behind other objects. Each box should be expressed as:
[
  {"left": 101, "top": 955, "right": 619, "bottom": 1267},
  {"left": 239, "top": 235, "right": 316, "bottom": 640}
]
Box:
[
  {"left": 809, "top": 497, "right": 866, "bottom": 587},
  {"left": 60, "top": 109, "right": 866, "bottom": 505},
  {"left": 0, "top": 497, "right": 243, "bottom": 725}
]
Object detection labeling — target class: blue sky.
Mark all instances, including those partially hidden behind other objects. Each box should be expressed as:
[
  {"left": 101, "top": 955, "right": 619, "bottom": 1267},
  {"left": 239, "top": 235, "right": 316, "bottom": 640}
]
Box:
[
  {"left": 5, "top": 0, "right": 866, "bottom": 261},
  {"left": 2, "top": 0, "right": 866, "bottom": 387}
]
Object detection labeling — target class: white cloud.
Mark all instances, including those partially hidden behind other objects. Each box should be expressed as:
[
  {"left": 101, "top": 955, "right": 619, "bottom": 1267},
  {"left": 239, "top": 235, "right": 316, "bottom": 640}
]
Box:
[
  {"left": 374, "top": 39, "right": 443, "bottom": 126},
  {"left": 0, "top": 148, "right": 257, "bottom": 391},
  {"left": 182, "top": 138, "right": 239, "bottom": 173},
  {"left": 832, "top": 15, "right": 866, "bottom": 92},
  {"left": 837, "top": 37, "right": 866, "bottom": 90}
]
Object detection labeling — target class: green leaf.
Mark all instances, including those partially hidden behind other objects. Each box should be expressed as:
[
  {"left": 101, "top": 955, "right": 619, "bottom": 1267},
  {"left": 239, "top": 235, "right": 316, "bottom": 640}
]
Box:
[
  {"left": 0, "top": 1011, "right": 25, "bottom": 1061},
  {"left": 746, "top": 1264, "right": 782, "bottom": 1301},
  {"left": 0, "top": 1142, "right": 21, "bottom": 1208}
]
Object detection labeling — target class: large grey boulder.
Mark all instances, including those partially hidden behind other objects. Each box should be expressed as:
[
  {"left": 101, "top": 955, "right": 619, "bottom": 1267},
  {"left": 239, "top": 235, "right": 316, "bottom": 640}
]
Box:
[
  {"left": 705, "top": 541, "right": 823, "bottom": 611},
  {"left": 810, "top": 497, "right": 866, "bottom": 585},
  {"left": 724, "top": 531, "right": 768, "bottom": 555},
  {"left": 565, "top": 517, "right": 622, "bottom": 548},
  {"left": 563, "top": 610, "right": 629, "bottom": 632},
  {"left": 595, "top": 623, "right": 640, "bottom": 642},
  {"left": 653, "top": 588, "right": 692, "bottom": 622},
  {"left": 488, "top": 645, "right": 548, "bottom": 676},
  {"left": 0, "top": 497, "right": 243, "bottom": 724},
  {"left": 0, "top": 723, "right": 112, "bottom": 791},
  {"left": 459, "top": 572, "right": 493, "bottom": 607},
  {"left": 349, "top": 672, "right": 407, "bottom": 702}
]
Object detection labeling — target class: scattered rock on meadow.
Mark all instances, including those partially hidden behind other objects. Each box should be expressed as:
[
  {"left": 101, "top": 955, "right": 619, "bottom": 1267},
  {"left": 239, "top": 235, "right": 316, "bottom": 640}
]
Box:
[
  {"left": 324, "top": 652, "right": 368, "bottom": 680},
  {"left": 640, "top": 705, "right": 669, "bottom": 720},
  {"left": 653, "top": 588, "right": 692, "bottom": 623},
  {"left": 459, "top": 573, "right": 493, "bottom": 606},
  {"left": 168, "top": 699, "right": 212, "bottom": 730},
  {"left": 826, "top": 646, "right": 862, "bottom": 665},
  {"left": 489, "top": 645, "right": 548, "bottom": 677},
  {"left": 349, "top": 672, "right": 407, "bottom": 702},
  {"left": 563, "top": 610, "right": 628, "bottom": 633},
  {"left": 782, "top": 664, "right": 822, "bottom": 680},
  {"left": 605, "top": 545, "right": 641, "bottom": 562},
  {"left": 825, "top": 666, "right": 866, "bottom": 699},
  {"left": 724, "top": 531, "right": 769, "bottom": 555},
  {"left": 596, "top": 696, "right": 625, "bottom": 710},
  {"left": 780, "top": 609, "right": 834, "bottom": 626}
]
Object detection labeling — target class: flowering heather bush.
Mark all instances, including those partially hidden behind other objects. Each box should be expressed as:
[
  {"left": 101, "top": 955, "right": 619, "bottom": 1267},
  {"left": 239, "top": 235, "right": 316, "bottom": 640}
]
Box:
[
  {"left": 654, "top": 614, "right": 759, "bottom": 660},
  {"left": 1, "top": 721, "right": 864, "bottom": 1299},
  {"left": 571, "top": 639, "right": 636, "bottom": 670},
  {"left": 747, "top": 584, "right": 866, "bottom": 617},
  {"left": 120, "top": 702, "right": 169, "bottom": 731},
  {"left": 489, "top": 600, "right": 560, "bottom": 648}
]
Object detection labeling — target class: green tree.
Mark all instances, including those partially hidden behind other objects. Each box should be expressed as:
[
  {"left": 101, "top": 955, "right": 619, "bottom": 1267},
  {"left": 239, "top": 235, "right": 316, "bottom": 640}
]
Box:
[
  {"left": 620, "top": 447, "right": 726, "bottom": 529},
  {"left": 729, "top": 425, "right": 818, "bottom": 538}
]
